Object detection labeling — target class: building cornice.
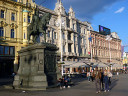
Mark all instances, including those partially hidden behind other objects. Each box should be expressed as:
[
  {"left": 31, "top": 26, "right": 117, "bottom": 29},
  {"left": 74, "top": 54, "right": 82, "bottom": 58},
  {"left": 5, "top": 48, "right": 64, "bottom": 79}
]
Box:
[
  {"left": 91, "top": 31, "right": 121, "bottom": 41},
  {"left": 0, "top": 0, "right": 35, "bottom": 10}
]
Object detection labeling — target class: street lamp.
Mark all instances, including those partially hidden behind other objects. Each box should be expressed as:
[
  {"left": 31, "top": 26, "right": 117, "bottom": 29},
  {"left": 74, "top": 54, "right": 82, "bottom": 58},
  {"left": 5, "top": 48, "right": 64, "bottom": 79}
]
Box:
[
  {"left": 88, "top": 35, "right": 93, "bottom": 62},
  {"left": 56, "top": 2, "right": 65, "bottom": 76},
  {"left": 106, "top": 35, "right": 112, "bottom": 70}
]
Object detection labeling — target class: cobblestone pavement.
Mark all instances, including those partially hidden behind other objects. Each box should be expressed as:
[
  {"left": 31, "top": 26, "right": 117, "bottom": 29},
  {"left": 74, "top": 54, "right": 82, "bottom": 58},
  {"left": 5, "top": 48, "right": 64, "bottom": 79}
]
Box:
[{"left": 0, "top": 74, "right": 128, "bottom": 96}]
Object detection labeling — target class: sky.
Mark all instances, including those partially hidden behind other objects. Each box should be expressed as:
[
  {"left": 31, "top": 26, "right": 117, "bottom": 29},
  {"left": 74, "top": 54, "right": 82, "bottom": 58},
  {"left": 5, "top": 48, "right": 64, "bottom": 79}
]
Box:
[{"left": 36, "top": 0, "right": 128, "bottom": 52}]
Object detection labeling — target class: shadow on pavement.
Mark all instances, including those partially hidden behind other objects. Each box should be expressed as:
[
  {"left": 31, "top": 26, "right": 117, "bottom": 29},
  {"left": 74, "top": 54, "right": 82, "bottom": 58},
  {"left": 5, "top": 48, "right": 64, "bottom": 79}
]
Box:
[{"left": 110, "top": 77, "right": 119, "bottom": 91}]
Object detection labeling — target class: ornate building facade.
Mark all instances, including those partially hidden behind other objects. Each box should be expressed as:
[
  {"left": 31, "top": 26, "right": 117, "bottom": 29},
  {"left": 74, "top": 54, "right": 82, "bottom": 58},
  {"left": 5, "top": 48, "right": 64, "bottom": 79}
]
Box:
[
  {"left": 38, "top": 0, "right": 93, "bottom": 62},
  {"left": 90, "top": 31, "right": 122, "bottom": 65},
  {"left": 0, "top": 0, "right": 35, "bottom": 76}
]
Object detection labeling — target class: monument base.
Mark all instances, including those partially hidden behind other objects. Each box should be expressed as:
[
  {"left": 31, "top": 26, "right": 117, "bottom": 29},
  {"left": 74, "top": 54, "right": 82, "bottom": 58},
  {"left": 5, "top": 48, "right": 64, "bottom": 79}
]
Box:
[{"left": 13, "top": 43, "right": 61, "bottom": 90}]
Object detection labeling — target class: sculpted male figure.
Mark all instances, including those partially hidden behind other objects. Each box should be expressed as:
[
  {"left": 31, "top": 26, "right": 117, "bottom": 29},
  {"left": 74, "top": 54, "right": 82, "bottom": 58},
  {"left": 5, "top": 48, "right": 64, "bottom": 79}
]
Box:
[{"left": 27, "top": 7, "right": 51, "bottom": 43}]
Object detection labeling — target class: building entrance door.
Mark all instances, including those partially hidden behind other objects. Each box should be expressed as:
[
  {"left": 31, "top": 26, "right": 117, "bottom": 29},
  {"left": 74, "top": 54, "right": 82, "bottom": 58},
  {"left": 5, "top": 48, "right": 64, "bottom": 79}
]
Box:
[{"left": 0, "top": 58, "right": 14, "bottom": 78}]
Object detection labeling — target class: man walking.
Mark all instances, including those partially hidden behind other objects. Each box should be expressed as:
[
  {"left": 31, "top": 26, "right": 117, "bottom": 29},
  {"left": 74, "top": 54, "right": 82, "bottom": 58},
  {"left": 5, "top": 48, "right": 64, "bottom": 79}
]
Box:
[{"left": 93, "top": 67, "right": 101, "bottom": 93}]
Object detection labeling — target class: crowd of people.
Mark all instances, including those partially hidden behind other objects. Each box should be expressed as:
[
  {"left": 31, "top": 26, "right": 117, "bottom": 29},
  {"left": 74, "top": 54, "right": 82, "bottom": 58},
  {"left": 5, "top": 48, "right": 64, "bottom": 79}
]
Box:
[
  {"left": 58, "top": 75, "right": 71, "bottom": 89},
  {"left": 87, "top": 67, "right": 113, "bottom": 93},
  {"left": 57, "top": 67, "right": 126, "bottom": 94}
]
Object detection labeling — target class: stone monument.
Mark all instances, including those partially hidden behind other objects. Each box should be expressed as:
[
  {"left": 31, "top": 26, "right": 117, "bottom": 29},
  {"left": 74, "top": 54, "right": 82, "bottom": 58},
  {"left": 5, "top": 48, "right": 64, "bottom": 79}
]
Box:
[{"left": 13, "top": 7, "right": 61, "bottom": 90}]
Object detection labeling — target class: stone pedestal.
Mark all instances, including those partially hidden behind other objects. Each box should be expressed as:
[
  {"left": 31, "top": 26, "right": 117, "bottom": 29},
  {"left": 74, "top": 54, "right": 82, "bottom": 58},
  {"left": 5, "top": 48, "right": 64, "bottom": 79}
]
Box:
[{"left": 13, "top": 43, "right": 61, "bottom": 90}]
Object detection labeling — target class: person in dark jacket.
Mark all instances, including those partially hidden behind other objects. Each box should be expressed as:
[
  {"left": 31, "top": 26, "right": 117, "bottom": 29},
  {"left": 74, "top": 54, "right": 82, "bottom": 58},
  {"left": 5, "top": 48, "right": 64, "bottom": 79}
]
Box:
[
  {"left": 104, "top": 70, "right": 109, "bottom": 92},
  {"left": 100, "top": 69, "right": 104, "bottom": 90}
]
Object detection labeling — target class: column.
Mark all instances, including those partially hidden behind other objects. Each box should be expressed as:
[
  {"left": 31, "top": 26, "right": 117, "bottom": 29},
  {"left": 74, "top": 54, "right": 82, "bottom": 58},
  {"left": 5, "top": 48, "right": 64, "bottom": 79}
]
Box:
[
  {"left": 71, "top": 33, "right": 75, "bottom": 53},
  {"left": 65, "top": 31, "right": 68, "bottom": 54}
]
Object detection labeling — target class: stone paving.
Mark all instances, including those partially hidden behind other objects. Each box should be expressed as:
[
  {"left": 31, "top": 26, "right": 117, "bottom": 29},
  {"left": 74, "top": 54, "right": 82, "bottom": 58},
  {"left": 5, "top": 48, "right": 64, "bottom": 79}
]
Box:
[{"left": 0, "top": 74, "right": 128, "bottom": 96}]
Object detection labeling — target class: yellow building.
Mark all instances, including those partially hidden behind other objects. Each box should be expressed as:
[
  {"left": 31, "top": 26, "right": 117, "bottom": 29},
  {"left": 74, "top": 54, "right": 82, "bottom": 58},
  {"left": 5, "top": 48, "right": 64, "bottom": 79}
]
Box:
[{"left": 0, "top": 0, "right": 35, "bottom": 77}]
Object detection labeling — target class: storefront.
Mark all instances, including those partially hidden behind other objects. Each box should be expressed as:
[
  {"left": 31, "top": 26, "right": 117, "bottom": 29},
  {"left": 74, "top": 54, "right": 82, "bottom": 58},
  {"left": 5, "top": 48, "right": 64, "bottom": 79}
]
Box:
[
  {"left": 62, "top": 61, "right": 90, "bottom": 75},
  {"left": 0, "top": 45, "right": 15, "bottom": 77},
  {"left": 0, "top": 57, "right": 14, "bottom": 77}
]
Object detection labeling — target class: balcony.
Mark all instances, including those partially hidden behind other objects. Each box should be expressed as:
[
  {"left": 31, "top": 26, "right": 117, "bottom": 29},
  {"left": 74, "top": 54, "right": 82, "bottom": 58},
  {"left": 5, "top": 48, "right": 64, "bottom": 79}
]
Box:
[
  {"left": 0, "top": 36, "right": 23, "bottom": 43},
  {"left": 63, "top": 52, "right": 66, "bottom": 56},
  {"left": 81, "top": 43, "right": 85, "bottom": 47},
  {"left": 63, "top": 39, "right": 66, "bottom": 45},
  {"left": 66, "top": 52, "right": 74, "bottom": 56},
  {"left": 73, "top": 53, "right": 77, "bottom": 56},
  {"left": 53, "top": 39, "right": 58, "bottom": 45},
  {"left": 67, "top": 40, "right": 73, "bottom": 44},
  {"left": 80, "top": 33, "right": 85, "bottom": 37},
  {"left": 75, "top": 41, "right": 78, "bottom": 45},
  {"left": 80, "top": 54, "right": 91, "bottom": 58},
  {"left": 47, "top": 38, "right": 52, "bottom": 43},
  {"left": 67, "top": 28, "right": 77, "bottom": 33}
]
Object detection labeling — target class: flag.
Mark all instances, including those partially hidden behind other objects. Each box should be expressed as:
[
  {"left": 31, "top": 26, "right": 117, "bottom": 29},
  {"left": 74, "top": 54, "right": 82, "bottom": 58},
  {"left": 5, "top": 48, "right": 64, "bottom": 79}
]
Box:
[{"left": 88, "top": 35, "right": 92, "bottom": 42}]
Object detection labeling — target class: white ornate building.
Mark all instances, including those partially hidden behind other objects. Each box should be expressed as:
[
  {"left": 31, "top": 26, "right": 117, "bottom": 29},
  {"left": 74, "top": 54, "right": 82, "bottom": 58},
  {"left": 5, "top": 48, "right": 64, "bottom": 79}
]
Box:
[{"left": 38, "top": 0, "right": 93, "bottom": 62}]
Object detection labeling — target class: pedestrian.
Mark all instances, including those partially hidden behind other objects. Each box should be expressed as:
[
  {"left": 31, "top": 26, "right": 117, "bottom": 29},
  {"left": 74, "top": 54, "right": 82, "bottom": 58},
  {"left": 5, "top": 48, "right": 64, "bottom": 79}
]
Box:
[
  {"left": 103, "top": 71, "right": 109, "bottom": 92},
  {"left": 58, "top": 78, "right": 63, "bottom": 89},
  {"left": 87, "top": 71, "right": 91, "bottom": 82},
  {"left": 117, "top": 72, "right": 119, "bottom": 75},
  {"left": 64, "top": 75, "right": 71, "bottom": 88},
  {"left": 100, "top": 69, "right": 104, "bottom": 91},
  {"left": 107, "top": 69, "right": 112, "bottom": 86},
  {"left": 90, "top": 70, "right": 94, "bottom": 82},
  {"left": 93, "top": 67, "right": 101, "bottom": 93},
  {"left": 62, "top": 76, "right": 66, "bottom": 88}
]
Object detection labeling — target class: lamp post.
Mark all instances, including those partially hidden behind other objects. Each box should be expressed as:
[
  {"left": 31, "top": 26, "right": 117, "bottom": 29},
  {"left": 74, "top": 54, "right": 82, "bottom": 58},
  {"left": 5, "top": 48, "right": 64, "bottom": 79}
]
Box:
[
  {"left": 106, "top": 35, "right": 112, "bottom": 70},
  {"left": 88, "top": 35, "right": 92, "bottom": 62},
  {"left": 56, "top": 2, "right": 65, "bottom": 76}
]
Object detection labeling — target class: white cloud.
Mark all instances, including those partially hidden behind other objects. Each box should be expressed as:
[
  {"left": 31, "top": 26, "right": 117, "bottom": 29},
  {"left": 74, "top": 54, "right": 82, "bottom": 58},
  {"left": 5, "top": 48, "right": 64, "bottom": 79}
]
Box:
[{"left": 115, "top": 7, "right": 125, "bottom": 13}]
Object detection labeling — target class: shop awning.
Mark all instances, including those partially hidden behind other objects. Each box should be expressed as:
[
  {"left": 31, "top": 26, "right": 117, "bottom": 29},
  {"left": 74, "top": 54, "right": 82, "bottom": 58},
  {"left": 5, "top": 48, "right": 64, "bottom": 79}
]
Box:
[
  {"left": 63, "top": 61, "right": 90, "bottom": 68},
  {"left": 93, "top": 62, "right": 108, "bottom": 68},
  {"left": 112, "top": 63, "right": 123, "bottom": 69}
]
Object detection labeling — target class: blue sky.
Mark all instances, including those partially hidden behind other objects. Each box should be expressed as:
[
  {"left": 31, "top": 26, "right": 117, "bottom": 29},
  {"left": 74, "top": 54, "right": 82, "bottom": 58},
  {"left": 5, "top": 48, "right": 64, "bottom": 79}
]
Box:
[{"left": 36, "top": 0, "right": 128, "bottom": 51}]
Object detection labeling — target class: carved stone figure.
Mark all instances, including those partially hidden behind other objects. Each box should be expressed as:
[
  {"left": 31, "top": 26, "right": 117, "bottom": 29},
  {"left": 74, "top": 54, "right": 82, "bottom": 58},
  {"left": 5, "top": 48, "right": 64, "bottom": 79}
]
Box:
[{"left": 27, "top": 7, "right": 51, "bottom": 43}]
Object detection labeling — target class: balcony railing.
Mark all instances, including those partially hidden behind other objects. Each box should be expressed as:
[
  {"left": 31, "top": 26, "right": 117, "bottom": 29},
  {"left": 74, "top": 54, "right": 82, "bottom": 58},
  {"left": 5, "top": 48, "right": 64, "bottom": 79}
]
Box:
[
  {"left": 0, "top": 36, "right": 23, "bottom": 43},
  {"left": 67, "top": 40, "right": 73, "bottom": 44},
  {"left": 80, "top": 54, "right": 90, "bottom": 58},
  {"left": 81, "top": 43, "right": 85, "bottom": 47}
]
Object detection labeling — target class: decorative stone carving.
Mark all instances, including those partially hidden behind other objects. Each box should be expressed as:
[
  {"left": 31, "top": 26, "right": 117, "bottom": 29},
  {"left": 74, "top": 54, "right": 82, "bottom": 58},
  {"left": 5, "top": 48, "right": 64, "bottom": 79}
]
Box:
[
  {"left": 0, "top": 21, "right": 8, "bottom": 27},
  {"left": 10, "top": 23, "right": 18, "bottom": 29}
]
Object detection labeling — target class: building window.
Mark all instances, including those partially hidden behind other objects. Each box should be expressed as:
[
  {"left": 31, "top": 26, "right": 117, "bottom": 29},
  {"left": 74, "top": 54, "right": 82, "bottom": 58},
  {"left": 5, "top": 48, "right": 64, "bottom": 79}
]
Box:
[
  {"left": 68, "top": 33, "right": 71, "bottom": 40},
  {"left": 63, "top": 45, "right": 65, "bottom": 52},
  {"left": 73, "top": 24, "right": 75, "bottom": 30},
  {"left": 5, "top": 46, "right": 9, "bottom": 55},
  {"left": 68, "top": 44, "right": 71, "bottom": 52},
  {"left": 84, "top": 29, "right": 86, "bottom": 34},
  {"left": 0, "top": 27, "right": 4, "bottom": 37},
  {"left": 74, "top": 35, "right": 75, "bottom": 42},
  {"left": 24, "top": 17, "right": 26, "bottom": 22},
  {"left": 54, "top": 20, "right": 56, "bottom": 26},
  {"left": 0, "top": 46, "right": 15, "bottom": 55},
  {"left": 11, "top": 29, "right": 14, "bottom": 38},
  {"left": 48, "top": 31, "right": 50, "bottom": 37},
  {"left": 0, "top": 46, "right": 4, "bottom": 55},
  {"left": 54, "top": 32, "right": 57, "bottom": 39},
  {"left": 74, "top": 45, "right": 76, "bottom": 53},
  {"left": 28, "top": 15, "right": 30, "bottom": 23},
  {"left": 63, "top": 33, "right": 65, "bottom": 39},
  {"left": 10, "top": 47, "right": 15, "bottom": 55},
  {"left": 81, "top": 38, "right": 83, "bottom": 43},
  {"left": 1, "top": 10, "right": 4, "bottom": 18},
  {"left": 11, "top": 13, "right": 15, "bottom": 21},
  {"left": 24, "top": 33, "right": 25, "bottom": 39}
]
